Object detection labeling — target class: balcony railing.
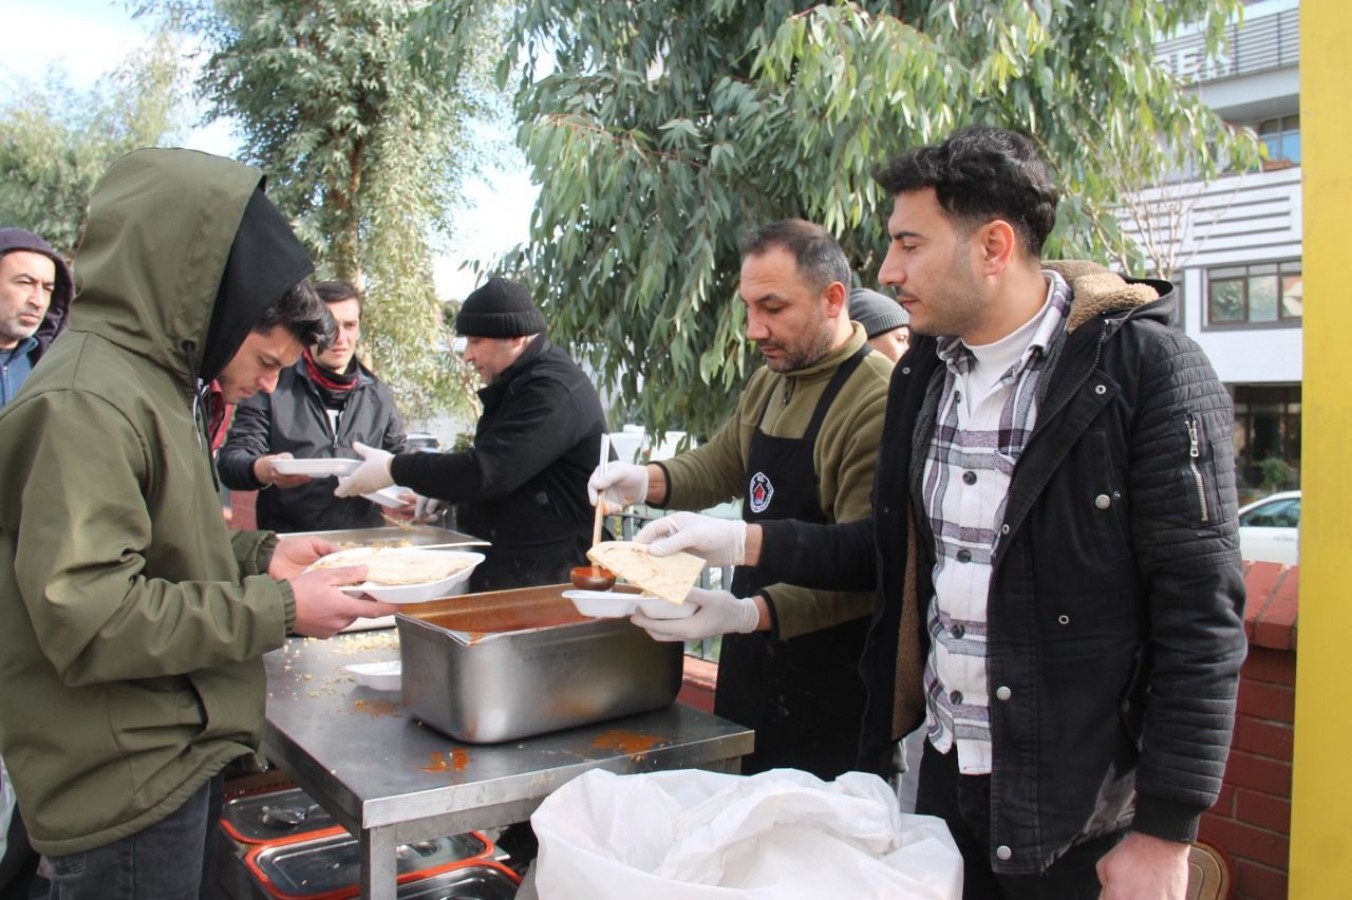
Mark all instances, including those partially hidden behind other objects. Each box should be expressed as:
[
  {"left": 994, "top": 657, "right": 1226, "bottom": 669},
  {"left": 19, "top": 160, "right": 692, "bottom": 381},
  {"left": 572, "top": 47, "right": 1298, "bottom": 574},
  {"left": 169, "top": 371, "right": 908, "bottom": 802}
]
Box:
[{"left": 1155, "top": 7, "right": 1299, "bottom": 84}]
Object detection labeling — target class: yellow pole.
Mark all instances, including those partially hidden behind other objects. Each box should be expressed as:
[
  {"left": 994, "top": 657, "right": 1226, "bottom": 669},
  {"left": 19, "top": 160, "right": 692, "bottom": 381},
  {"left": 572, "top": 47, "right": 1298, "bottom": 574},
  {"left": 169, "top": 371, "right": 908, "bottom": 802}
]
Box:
[{"left": 1290, "top": 0, "right": 1352, "bottom": 894}]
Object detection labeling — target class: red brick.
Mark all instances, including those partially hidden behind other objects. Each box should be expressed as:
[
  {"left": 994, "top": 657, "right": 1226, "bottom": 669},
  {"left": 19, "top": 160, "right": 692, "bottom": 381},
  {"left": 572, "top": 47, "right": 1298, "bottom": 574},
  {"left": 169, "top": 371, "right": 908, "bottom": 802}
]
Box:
[
  {"left": 1211, "top": 782, "right": 1237, "bottom": 818},
  {"left": 1234, "top": 858, "right": 1288, "bottom": 900},
  {"left": 1230, "top": 716, "right": 1294, "bottom": 761},
  {"left": 1240, "top": 647, "right": 1297, "bottom": 687},
  {"left": 1223, "top": 750, "right": 1293, "bottom": 797},
  {"left": 1235, "top": 679, "right": 1296, "bottom": 724},
  {"left": 1252, "top": 568, "right": 1298, "bottom": 651},
  {"left": 1200, "top": 816, "right": 1290, "bottom": 870},
  {"left": 1241, "top": 561, "right": 1285, "bottom": 630},
  {"left": 1199, "top": 811, "right": 1231, "bottom": 844},
  {"left": 1273, "top": 565, "right": 1298, "bottom": 612},
  {"left": 1235, "top": 789, "right": 1291, "bottom": 835}
]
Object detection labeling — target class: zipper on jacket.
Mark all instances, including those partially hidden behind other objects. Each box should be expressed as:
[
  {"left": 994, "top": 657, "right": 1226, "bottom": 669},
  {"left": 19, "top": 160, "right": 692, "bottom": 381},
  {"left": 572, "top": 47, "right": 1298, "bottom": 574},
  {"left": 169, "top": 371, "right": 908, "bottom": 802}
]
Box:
[{"left": 1187, "top": 414, "right": 1209, "bottom": 524}]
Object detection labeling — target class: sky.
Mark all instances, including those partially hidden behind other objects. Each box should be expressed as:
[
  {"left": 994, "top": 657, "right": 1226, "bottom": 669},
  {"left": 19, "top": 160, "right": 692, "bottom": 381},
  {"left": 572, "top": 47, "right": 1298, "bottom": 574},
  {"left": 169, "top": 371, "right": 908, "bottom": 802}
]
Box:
[{"left": 0, "top": 0, "right": 537, "bottom": 300}]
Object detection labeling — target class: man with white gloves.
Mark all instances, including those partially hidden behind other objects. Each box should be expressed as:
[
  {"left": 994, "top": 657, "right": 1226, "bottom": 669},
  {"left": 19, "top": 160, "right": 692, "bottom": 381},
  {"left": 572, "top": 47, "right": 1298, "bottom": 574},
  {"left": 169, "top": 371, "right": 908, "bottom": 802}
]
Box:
[{"left": 590, "top": 220, "right": 891, "bottom": 779}]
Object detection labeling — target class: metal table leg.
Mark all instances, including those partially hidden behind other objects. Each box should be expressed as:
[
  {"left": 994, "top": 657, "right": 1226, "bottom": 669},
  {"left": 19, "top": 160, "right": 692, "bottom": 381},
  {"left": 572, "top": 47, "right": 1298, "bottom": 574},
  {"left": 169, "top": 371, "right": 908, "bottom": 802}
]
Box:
[{"left": 359, "top": 825, "right": 399, "bottom": 900}]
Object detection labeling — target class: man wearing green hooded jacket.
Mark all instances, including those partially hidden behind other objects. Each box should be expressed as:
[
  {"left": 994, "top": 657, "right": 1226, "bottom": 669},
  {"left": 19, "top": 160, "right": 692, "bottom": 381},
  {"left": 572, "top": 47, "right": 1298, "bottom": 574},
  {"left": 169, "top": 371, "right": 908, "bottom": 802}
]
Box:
[{"left": 0, "top": 149, "right": 398, "bottom": 899}]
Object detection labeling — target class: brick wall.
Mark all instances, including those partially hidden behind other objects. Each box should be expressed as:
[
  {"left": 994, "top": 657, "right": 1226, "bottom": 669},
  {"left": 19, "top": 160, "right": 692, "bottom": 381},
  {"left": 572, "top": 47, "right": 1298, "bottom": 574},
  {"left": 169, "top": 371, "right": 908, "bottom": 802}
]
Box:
[{"left": 1198, "top": 561, "right": 1298, "bottom": 899}]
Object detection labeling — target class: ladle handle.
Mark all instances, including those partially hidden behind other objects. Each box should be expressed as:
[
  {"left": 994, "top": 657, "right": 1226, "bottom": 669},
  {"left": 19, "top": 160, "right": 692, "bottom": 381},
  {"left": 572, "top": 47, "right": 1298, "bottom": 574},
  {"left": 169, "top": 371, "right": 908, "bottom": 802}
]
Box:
[{"left": 592, "top": 433, "right": 611, "bottom": 547}]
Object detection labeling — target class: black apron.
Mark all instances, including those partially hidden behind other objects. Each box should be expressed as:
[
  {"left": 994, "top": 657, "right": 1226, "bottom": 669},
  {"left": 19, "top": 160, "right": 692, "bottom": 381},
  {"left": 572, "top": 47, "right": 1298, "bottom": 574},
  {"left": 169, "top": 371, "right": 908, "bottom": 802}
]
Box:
[{"left": 719, "top": 345, "right": 872, "bottom": 778}]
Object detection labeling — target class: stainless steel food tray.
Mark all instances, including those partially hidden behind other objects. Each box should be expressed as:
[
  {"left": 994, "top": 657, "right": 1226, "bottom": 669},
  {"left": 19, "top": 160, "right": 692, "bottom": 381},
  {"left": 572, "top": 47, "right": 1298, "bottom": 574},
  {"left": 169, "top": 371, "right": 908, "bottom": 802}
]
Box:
[
  {"left": 245, "top": 831, "right": 491, "bottom": 899},
  {"left": 396, "top": 585, "right": 683, "bottom": 743},
  {"left": 397, "top": 863, "right": 519, "bottom": 899},
  {"left": 220, "top": 786, "right": 336, "bottom": 844}
]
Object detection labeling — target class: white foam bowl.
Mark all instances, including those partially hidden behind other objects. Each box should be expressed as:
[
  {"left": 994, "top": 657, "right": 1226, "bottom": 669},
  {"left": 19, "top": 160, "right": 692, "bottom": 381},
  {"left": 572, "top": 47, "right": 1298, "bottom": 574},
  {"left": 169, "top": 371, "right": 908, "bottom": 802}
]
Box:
[
  {"left": 345, "top": 660, "right": 402, "bottom": 691},
  {"left": 562, "top": 590, "right": 696, "bottom": 620},
  {"left": 309, "top": 548, "right": 485, "bottom": 603}
]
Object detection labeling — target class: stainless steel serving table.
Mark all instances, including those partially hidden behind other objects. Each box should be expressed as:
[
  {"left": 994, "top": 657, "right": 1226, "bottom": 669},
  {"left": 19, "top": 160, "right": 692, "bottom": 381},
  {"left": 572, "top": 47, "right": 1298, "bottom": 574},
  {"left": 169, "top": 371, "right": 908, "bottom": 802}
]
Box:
[{"left": 263, "top": 631, "right": 753, "bottom": 900}]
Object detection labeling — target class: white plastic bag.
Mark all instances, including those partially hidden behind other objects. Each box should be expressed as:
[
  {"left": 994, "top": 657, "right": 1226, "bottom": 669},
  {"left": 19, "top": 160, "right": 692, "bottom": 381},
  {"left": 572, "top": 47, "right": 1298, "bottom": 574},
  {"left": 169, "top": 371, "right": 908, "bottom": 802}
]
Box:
[{"left": 529, "top": 768, "right": 962, "bottom": 899}]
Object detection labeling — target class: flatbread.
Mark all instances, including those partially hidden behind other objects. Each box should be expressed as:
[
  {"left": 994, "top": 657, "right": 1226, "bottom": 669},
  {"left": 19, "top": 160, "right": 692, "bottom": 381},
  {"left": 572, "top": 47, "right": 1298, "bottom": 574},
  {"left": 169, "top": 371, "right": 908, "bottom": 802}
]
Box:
[
  {"left": 586, "top": 541, "right": 705, "bottom": 605},
  {"left": 308, "top": 548, "right": 472, "bottom": 586}
]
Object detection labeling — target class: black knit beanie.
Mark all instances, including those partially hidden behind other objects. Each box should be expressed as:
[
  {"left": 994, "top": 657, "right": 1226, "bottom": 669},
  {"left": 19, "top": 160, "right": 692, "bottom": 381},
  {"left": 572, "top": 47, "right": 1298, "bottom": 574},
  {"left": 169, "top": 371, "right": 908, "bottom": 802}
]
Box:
[{"left": 454, "top": 277, "right": 546, "bottom": 337}]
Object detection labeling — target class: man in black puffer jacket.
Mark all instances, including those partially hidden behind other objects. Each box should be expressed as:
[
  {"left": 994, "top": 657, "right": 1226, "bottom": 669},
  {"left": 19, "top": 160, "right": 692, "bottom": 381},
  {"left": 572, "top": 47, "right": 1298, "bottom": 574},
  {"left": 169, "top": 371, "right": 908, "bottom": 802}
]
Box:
[
  {"left": 636, "top": 127, "right": 1247, "bottom": 900},
  {"left": 336, "top": 277, "right": 606, "bottom": 591}
]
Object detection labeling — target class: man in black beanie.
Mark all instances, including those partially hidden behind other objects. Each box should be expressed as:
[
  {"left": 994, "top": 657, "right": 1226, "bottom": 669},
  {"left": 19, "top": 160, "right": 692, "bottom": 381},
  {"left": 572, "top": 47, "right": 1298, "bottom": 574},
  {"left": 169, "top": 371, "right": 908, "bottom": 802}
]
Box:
[
  {"left": 337, "top": 276, "right": 608, "bottom": 590},
  {"left": 849, "top": 287, "right": 910, "bottom": 363}
]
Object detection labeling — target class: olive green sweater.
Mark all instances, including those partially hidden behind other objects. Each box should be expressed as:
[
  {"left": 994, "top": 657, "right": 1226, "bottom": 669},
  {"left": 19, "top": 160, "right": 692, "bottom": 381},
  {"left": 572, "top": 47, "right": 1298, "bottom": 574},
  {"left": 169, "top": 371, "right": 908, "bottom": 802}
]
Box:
[
  {"left": 0, "top": 150, "right": 294, "bottom": 856},
  {"left": 657, "top": 324, "right": 891, "bottom": 639}
]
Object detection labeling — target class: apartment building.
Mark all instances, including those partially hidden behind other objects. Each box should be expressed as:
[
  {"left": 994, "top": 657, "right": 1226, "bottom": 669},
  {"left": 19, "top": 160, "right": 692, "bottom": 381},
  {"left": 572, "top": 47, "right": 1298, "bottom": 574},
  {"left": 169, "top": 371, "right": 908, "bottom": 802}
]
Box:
[{"left": 1134, "top": 0, "right": 1301, "bottom": 497}]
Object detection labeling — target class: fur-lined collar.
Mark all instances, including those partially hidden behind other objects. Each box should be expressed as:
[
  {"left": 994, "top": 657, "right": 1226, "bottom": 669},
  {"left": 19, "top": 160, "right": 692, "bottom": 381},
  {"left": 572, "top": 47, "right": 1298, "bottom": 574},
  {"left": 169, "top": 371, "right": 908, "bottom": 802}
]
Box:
[{"left": 1044, "top": 261, "right": 1164, "bottom": 333}]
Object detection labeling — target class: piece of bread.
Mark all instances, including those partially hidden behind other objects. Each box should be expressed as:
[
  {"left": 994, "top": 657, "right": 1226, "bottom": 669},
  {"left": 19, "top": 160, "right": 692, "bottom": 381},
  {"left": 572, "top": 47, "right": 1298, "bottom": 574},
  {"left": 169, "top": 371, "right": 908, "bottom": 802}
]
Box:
[
  {"left": 308, "top": 548, "right": 472, "bottom": 586},
  {"left": 586, "top": 541, "right": 705, "bottom": 605}
]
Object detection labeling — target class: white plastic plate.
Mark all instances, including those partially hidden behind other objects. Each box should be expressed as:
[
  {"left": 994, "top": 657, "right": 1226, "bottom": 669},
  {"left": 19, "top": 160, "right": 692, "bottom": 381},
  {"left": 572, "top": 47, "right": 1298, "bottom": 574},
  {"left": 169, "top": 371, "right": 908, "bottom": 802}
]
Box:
[
  {"left": 362, "top": 486, "right": 416, "bottom": 508},
  {"left": 270, "top": 458, "right": 361, "bottom": 476}
]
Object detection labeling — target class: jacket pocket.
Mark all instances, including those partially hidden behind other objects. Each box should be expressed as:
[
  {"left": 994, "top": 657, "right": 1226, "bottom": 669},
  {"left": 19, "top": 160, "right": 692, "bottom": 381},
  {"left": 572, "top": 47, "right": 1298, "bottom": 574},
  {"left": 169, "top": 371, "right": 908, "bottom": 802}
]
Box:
[
  {"left": 1175, "top": 411, "right": 1225, "bottom": 527},
  {"left": 1117, "top": 643, "right": 1147, "bottom": 752}
]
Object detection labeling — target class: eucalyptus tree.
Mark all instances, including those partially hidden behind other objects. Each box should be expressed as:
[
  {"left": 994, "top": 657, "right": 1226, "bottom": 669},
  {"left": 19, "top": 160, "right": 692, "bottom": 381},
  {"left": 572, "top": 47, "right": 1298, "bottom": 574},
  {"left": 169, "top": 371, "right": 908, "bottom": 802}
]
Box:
[
  {"left": 0, "top": 30, "right": 184, "bottom": 258},
  {"left": 168, "top": 0, "right": 504, "bottom": 421},
  {"left": 496, "top": 0, "right": 1259, "bottom": 438}
]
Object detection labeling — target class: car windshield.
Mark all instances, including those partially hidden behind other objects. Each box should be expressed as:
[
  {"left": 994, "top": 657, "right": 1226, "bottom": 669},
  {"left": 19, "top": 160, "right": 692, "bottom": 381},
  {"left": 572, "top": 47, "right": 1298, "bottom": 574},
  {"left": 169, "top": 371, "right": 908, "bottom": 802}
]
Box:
[{"left": 1239, "top": 497, "right": 1300, "bottom": 528}]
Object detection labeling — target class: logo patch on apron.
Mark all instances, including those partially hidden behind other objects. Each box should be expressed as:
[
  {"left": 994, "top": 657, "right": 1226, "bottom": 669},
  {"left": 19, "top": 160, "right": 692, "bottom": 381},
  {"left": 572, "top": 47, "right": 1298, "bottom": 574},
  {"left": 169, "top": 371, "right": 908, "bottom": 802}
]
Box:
[{"left": 748, "top": 471, "right": 774, "bottom": 513}]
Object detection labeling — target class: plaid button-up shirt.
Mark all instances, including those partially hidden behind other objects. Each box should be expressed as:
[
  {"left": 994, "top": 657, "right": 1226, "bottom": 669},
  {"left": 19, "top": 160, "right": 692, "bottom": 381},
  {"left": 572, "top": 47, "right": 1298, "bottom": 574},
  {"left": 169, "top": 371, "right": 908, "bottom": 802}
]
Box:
[{"left": 921, "top": 271, "right": 1072, "bottom": 774}]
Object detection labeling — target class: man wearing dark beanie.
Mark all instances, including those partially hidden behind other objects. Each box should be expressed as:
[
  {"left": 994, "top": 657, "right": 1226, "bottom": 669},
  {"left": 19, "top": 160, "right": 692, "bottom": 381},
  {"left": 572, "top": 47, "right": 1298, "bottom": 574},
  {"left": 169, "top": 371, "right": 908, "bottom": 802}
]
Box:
[
  {"left": 337, "top": 276, "right": 608, "bottom": 591},
  {"left": 849, "top": 287, "right": 910, "bottom": 363}
]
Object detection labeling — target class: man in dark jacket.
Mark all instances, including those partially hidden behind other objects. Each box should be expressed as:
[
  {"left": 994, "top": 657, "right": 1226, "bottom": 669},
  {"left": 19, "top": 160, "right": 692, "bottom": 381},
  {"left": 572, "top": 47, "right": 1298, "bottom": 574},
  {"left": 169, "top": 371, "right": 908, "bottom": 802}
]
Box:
[
  {"left": 0, "top": 227, "right": 73, "bottom": 406},
  {"left": 636, "top": 127, "right": 1247, "bottom": 899},
  {"left": 337, "top": 277, "right": 606, "bottom": 590},
  {"left": 218, "top": 280, "right": 410, "bottom": 532}
]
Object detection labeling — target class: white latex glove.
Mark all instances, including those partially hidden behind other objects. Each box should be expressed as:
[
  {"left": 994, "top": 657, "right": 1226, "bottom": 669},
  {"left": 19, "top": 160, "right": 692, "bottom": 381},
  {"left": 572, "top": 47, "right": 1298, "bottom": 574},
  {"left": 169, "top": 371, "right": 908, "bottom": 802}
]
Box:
[
  {"left": 634, "top": 512, "right": 747, "bottom": 568},
  {"left": 414, "top": 496, "right": 449, "bottom": 523},
  {"left": 631, "top": 587, "right": 760, "bottom": 641},
  {"left": 587, "top": 462, "right": 649, "bottom": 510},
  {"left": 334, "top": 442, "right": 395, "bottom": 498}
]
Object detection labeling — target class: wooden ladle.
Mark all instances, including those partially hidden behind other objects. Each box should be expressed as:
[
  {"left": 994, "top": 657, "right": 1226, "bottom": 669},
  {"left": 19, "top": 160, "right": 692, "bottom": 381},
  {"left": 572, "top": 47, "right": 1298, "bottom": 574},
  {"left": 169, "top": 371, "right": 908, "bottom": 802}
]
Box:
[{"left": 570, "top": 564, "right": 616, "bottom": 591}]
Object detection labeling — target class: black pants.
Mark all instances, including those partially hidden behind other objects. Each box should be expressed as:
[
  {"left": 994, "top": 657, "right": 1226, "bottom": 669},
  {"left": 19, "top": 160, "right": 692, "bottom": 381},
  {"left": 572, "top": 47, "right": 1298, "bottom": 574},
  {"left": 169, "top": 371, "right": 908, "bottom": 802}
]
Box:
[{"left": 915, "top": 741, "right": 1123, "bottom": 900}]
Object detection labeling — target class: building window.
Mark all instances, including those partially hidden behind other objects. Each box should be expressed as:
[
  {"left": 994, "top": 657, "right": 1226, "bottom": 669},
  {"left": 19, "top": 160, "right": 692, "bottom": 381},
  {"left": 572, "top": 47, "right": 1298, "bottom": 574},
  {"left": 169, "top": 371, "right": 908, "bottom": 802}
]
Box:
[
  {"left": 1257, "top": 114, "right": 1300, "bottom": 167},
  {"left": 1206, "top": 260, "right": 1302, "bottom": 327}
]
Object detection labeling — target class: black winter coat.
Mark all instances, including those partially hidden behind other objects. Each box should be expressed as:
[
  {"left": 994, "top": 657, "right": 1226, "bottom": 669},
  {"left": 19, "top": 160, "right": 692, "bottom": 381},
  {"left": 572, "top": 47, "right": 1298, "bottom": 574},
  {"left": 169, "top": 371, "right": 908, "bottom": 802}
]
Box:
[
  {"left": 391, "top": 337, "right": 606, "bottom": 590},
  {"left": 216, "top": 362, "right": 408, "bottom": 532},
  {"left": 758, "top": 262, "right": 1247, "bottom": 875}
]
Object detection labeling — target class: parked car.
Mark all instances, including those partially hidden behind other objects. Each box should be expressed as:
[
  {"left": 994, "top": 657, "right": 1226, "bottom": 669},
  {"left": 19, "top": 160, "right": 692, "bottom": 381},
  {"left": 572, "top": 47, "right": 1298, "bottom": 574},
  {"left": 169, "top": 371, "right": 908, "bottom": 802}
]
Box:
[
  {"left": 405, "top": 431, "right": 441, "bottom": 452},
  {"left": 1237, "top": 490, "right": 1300, "bottom": 565}
]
